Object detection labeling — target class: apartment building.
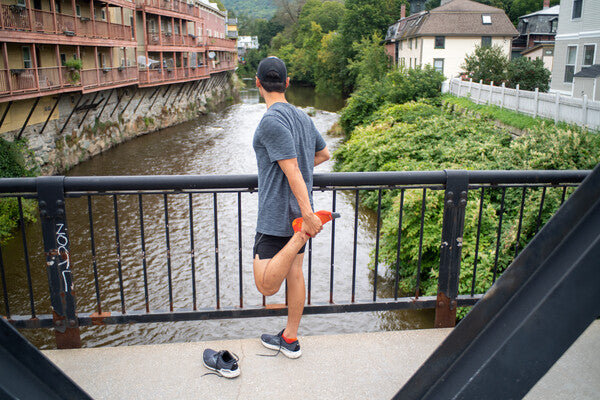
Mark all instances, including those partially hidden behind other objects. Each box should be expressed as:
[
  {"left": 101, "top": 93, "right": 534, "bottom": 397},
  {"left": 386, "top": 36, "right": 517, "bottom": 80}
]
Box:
[{"left": 0, "top": 0, "right": 236, "bottom": 134}]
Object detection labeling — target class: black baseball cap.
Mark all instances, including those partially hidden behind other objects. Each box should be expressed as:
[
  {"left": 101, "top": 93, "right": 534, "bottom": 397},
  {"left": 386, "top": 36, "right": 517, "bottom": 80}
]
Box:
[{"left": 256, "top": 56, "right": 287, "bottom": 83}]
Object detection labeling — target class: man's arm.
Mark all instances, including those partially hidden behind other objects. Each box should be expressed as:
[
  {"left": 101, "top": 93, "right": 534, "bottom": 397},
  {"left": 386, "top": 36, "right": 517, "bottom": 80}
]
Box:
[
  {"left": 277, "top": 158, "right": 322, "bottom": 237},
  {"left": 315, "top": 146, "right": 330, "bottom": 166}
]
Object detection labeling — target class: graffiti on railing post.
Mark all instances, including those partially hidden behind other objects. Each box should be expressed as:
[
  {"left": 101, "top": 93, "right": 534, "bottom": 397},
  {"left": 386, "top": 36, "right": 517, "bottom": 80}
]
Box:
[{"left": 37, "top": 176, "right": 81, "bottom": 349}]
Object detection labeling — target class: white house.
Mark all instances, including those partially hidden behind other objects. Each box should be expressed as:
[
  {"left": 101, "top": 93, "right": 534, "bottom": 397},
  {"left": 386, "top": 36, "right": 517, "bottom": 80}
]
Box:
[
  {"left": 550, "top": 0, "right": 600, "bottom": 99},
  {"left": 385, "top": 0, "right": 518, "bottom": 79}
]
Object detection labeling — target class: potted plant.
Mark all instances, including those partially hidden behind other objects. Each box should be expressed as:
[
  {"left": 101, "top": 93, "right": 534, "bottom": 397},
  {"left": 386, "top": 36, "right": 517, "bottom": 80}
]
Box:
[{"left": 64, "top": 58, "right": 82, "bottom": 85}]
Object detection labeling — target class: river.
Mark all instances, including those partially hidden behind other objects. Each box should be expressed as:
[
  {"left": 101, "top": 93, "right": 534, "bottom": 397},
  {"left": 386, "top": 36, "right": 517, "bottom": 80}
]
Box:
[{"left": 10, "top": 81, "right": 433, "bottom": 349}]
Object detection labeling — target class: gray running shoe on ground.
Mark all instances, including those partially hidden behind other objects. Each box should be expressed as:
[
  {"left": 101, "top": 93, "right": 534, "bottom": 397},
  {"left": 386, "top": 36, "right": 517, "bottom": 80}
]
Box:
[
  {"left": 202, "top": 349, "right": 240, "bottom": 378},
  {"left": 260, "top": 329, "right": 302, "bottom": 359}
]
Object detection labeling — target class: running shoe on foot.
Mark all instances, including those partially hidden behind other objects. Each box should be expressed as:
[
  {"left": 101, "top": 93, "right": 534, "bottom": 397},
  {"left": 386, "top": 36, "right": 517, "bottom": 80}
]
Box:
[
  {"left": 261, "top": 329, "right": 302, "bottom": 359},
  {"left": 202, "top": 349, "right": 240, "bottom": 378}
]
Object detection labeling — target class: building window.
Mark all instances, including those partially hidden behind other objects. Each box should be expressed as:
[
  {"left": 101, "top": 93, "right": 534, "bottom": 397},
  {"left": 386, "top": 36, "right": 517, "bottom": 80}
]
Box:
[
  {"left": 409, "top": 38, "right": 412, "bottom": 49},
  {"left": 572, "top": 0, "right": 582, "bottom": 19},
  {"left": 434, "top": 36, "right": 445, "bottom": 49},
  {"left": 22, "top": 46, "right": 32, "bottom": 68},
  {"left": 400, "top": 40, "right": 403, "bottom": 50},
  {"left": 415, "top": 39, "right": 418, "bottom": 49},
  {"left": 550, "top": 19, "right": 558, "bottom": 33},
  {"left": 481, "top": 36, "right": 492, "bottom": 47},
  {"left": 482, "top": 15, "right": 492, "bottom": 24},
  {"left": 101, "top": 9, "right": 106, "bottom": 20},
  {"left": 434, "top": 58, "right": 444, "bottom": 73},
  {"left": 17, "top": 0, "right": 25, "bottom": 6},
  {"left": 583, "top": 45, "right": 595, "bottom": 66},
  {"left": 60, "top": 53, "right": 66, "bottom": 65},
  {"left": 75, "top": 4, "right": 81, "bottom": 16},
  {"left": 564, "top": 46, "right": 577, "bottom": 83}
]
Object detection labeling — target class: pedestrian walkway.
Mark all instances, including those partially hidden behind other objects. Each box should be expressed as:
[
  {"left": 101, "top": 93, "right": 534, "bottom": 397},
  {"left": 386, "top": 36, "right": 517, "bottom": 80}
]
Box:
[{"left": 43, "top": 320, "right": 600, "bottom": 400}]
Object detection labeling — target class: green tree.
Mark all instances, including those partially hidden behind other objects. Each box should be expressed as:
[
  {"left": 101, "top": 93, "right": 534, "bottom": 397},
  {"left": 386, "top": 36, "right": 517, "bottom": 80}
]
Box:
[
  {"left": 297, "top": 0, "right": 344, "bottom": 36},
  {"left": 508, "top": 0, "right": 560, "bottom": 23},
  {"left": 0, "top": 138, "right": 38, "bottom": 244},
  {"left": 507, "top": 57, "right": 551, "bottom": 91},
  {"left": 461, "top": 44, "right": 509, "bottom": 85},
  {"left": 316, "top": 31, "right": 347, "bottom": 95},
  {"left": 348, "top": 33, "right": 390, "bottom": 90}
]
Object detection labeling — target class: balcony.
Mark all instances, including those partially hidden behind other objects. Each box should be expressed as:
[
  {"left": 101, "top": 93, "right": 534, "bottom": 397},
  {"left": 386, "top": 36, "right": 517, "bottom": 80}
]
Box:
[
  {"left": 136, "top": 0, "right": 199, "bottom": 19},
  {"left": 208, "top": 59, "right": 235, "bottom": 74},
  {"left": 80, "top": 66, "right": 138, "bottom": 91},
  {"left": 137, "top": 65, "right": 209, "bottom": 85},
  {"left": 147, "top": 31, "right": 197, "bottom": 47},
  {"left": 0, "top": 66, "right": 80, "bottom": 100},
  {"left": 0, "top": 65, "right": 138, "bottom": 99},
  {"left": 206, "top": 37, "right": 236, "bottom": 50},
  {"left": 0, "top": 5, "right": 134, "bottom": 43}
]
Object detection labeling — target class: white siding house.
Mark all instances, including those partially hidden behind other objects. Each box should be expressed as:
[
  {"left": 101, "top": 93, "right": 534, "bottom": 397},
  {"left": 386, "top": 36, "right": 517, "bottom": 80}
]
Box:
[
  {"left": 550, "top": 0, "right": 600, "bottom": 98},
  {"left": 385, "top": 0, "right": 517, "bottom": 79}
]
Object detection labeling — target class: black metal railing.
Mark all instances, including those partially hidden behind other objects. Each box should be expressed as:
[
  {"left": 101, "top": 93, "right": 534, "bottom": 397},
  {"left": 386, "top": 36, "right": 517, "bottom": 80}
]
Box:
[{"left": 0, "top": 170, "right": 590, "bottom": 348}]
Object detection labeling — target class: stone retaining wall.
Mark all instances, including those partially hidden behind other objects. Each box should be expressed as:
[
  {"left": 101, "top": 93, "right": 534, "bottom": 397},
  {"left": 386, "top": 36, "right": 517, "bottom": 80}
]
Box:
[{"left": 1, "top": 72, "right": 238, "bottom": 175}]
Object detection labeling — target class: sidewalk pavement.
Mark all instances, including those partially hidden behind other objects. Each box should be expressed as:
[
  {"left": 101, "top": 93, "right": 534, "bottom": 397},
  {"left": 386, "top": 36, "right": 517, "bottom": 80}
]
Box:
[{"left": 43, "top": 320, "right": 600, "bottom": 400}]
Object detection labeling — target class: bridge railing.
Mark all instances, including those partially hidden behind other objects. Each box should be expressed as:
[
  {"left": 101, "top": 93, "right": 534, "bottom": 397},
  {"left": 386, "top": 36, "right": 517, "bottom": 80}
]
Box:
[{"left": 0, "top": 170, "right": 589, "bottom": 348}]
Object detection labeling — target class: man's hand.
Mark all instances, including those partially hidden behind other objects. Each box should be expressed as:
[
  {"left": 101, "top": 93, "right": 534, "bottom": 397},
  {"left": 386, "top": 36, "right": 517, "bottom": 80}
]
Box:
[{"left": 301, "top": 212, "right": 323, "bottom": 238}]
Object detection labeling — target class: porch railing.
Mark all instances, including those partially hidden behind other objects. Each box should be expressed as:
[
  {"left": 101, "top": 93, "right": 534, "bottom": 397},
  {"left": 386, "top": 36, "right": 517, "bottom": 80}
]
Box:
[
  {"left": 0, "top": 5, "right": 134, "bottom": 41},
  {"left": 0, "top": 66, "right": 81, "bottom": 96},
  {"left": 0, "top": 170, "right": 589, "bottom": 348},
  {"left": 81, "top": 66, "right": 138, "bottom": 90}
]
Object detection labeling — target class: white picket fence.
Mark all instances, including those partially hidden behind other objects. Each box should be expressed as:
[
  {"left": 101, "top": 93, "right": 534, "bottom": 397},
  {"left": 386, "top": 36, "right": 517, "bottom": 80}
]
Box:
[{"left": 443, "top": 78, "right": 600, "bottom": 131}]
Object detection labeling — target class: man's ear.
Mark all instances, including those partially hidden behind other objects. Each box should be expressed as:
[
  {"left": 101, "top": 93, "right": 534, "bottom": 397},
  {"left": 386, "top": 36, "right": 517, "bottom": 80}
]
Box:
[
  {"left": 255, "top": 77, "right": 261, "bottom": 88},
  {"left": 285, "top": 77, "right": 290, "bottom": 88}
]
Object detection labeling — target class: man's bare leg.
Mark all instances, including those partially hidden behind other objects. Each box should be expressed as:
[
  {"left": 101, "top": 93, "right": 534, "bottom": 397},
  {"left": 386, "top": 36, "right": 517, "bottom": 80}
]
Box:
[
  {"left": 283, "top": 254, "right": 305, "bottom": 339},
  {"left": 253, "top": 231, "right": 309, "bottom": 296}
]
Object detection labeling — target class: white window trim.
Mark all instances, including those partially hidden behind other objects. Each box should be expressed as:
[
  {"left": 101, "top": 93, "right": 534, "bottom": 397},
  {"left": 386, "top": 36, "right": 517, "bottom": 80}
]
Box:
[
  {"left": 582, "top": 43, "right": 596, "bottom": 66},
  {"left": 564, "top": 45, "right": 578, "bottom": 84},
  {"left": 433, "top": 58, "right": 444, "bottom": 74},
  {"left": 571, "top": 0, "right": 583, "bottom": 20}
]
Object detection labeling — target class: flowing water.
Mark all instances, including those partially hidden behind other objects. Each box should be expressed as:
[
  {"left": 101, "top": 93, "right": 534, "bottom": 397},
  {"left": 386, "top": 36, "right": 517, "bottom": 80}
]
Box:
[{"left": 9, "top": 81, "right": 433, "bottom": 349}]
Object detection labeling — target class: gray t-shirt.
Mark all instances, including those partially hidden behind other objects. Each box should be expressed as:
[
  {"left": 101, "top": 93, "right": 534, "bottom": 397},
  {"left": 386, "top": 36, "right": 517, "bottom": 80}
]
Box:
[{"left": 253, "top": 102, "right": 326, "bottom": 236}]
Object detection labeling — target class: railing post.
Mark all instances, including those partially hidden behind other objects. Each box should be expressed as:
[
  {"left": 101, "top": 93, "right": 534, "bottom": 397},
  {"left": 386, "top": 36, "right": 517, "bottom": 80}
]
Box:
[
  {"left": 435, "top": 170, "right": 468, "bottom": 328},
  {"left": 37, "top": 176, "right": 81, "bottom": 349}
]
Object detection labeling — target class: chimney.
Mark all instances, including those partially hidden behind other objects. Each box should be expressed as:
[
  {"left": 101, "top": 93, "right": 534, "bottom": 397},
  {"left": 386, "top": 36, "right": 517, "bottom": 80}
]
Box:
[
  {"left": 401, "top": 4, "right": 406, "bottom": 19},
  {"left": 543, "top": 0, "right": 550, "bottom": 9}
]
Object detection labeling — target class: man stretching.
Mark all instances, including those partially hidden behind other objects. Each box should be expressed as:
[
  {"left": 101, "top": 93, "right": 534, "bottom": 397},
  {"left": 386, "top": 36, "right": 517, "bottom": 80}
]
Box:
[{"left": 252, "top": 56, "right": 330, "bottom": 358}]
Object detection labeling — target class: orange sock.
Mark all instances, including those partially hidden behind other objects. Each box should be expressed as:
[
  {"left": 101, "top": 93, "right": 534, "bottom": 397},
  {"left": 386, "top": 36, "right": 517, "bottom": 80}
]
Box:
[{"left": 282, "top": 333, "right": 297, "bottom": 343}]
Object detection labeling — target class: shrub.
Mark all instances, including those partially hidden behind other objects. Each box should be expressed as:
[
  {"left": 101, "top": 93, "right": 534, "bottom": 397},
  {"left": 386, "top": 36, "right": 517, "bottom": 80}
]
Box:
[
  {"left": 334, "top": 100, "right": 600, "bottom": 318},
  {"left": 0, "top": 138, "right": 38, "bottom": 244},
  {"left": 461, "top": 44, "right": 509, "bottom": 85},
  {"left": 339, "top": 65, "right": 445, "bottom": 135},
  {"left": 507, "top": 57, "right": 551, "bottom": 92}
]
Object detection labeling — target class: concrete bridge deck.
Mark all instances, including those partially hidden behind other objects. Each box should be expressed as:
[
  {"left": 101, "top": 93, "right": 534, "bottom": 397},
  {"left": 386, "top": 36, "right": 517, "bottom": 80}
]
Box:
[{"left": 43, "top": 320, "right": 600, "bottom": 400}]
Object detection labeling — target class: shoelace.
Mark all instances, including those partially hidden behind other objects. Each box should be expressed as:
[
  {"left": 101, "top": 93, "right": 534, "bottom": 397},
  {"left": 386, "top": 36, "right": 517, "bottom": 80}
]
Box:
[
  {"left": 202, "top": 351, "right": 240, "bottom": 378},
  {"left": 257, "top": 336, "right": 292, "bottom": 357}
]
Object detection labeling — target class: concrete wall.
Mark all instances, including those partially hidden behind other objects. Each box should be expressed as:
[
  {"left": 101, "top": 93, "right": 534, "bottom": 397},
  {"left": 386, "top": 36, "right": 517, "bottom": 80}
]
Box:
[{"left": 0, "top": 72, "right": 238, "bottom": 174}]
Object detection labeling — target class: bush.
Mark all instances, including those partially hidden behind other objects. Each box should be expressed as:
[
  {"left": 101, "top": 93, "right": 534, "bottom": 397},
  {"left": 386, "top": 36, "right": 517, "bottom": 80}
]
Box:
[
  {"left": 0, "top": 138, "right": 38, "bottom": 244},
  {"left": 507, "top": 57, "right": 551, "bottom": 92},
  {"left": 461, "top": 44, "right": 509, "bottom": 85},
  {"left": 339, "top": 65, "right": 445, "bottom": 135},
  {"left": 334, "top": 100, "right": 600, "bottom": 318}
]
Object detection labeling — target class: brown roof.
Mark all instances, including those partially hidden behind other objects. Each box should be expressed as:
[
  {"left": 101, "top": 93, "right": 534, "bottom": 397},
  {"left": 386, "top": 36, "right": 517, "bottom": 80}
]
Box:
[{"left": 386, "top": 0, "right": 518, "bottom": 41}]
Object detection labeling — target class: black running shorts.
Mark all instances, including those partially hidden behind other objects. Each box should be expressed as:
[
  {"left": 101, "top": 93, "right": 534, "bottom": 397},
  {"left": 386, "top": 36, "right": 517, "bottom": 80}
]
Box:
[{"left": 253, "top": 232, "right": 306, "bottom": 259}]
